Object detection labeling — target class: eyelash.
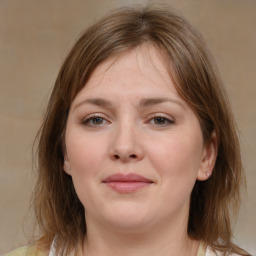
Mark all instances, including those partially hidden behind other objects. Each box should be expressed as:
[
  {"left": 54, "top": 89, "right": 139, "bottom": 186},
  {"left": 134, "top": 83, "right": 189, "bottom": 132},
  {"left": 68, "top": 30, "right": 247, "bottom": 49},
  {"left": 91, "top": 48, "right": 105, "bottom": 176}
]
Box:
[
  {"left": 82, "top": 114, "right": 109, "bottom": 127},
  {"left": 148, "top": 114, "right": 174, "bottom": 126},
  {"left": 81, "top": 114, "right": 175, "bottom": 127}
]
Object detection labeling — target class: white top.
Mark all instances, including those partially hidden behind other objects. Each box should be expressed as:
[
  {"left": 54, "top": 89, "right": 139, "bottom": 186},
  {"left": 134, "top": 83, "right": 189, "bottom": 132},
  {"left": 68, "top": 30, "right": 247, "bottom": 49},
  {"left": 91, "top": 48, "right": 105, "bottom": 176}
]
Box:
[
  {"left": 205, "top": 246, "right": 240, "bottom": 256},
  {"left": 48, "top": 242, "right": 55, "bottom": 256},
  {"left": 48, "top": 240, "right": 240, "bottom": 256}
]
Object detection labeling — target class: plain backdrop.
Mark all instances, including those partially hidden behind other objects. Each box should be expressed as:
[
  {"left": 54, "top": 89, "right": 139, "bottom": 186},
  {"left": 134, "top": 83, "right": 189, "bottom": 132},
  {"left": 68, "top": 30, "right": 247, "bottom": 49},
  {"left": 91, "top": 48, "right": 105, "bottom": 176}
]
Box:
[{"left": 0, "top": 0, "right": 255, "bottom": 254}]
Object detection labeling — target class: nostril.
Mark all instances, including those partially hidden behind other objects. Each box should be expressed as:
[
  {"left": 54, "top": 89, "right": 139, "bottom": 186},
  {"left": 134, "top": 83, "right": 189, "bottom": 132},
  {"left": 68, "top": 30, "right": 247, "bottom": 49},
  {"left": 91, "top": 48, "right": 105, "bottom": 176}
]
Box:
[{"left": 112, "top": 154, "right": 137, "bottom": 160}]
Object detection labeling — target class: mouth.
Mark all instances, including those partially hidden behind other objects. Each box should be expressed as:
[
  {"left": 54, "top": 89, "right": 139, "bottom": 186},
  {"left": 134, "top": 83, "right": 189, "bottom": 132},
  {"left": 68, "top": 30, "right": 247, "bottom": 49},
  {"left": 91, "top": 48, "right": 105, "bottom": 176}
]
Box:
[{"left": 102, "top": 173, "right": 154, "bottom": 193}]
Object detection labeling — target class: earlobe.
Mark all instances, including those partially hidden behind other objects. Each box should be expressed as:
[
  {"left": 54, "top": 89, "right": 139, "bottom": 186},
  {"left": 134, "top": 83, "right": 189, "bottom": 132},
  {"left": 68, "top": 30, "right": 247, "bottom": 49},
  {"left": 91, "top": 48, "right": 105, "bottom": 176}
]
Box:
[
  {"left": 63, "top": 156, "right": 71, "bottom": 175},
  {"left": 197, "top": 131, "right": 218, "bottom": 181}
]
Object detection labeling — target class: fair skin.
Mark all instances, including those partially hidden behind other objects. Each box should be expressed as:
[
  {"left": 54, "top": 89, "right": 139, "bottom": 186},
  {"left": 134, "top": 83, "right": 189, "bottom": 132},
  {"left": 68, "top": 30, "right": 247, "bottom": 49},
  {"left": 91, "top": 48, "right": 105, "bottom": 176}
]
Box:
[{"left": 64, "top": 44, "right": 217, "bottom": 256}]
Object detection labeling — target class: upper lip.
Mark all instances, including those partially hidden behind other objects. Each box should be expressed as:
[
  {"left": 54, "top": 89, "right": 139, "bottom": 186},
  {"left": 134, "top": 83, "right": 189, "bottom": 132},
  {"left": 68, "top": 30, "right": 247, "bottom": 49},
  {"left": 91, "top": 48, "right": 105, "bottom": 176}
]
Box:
[{"left": 102, "top": 173, "right": 153, "bottom": 183}]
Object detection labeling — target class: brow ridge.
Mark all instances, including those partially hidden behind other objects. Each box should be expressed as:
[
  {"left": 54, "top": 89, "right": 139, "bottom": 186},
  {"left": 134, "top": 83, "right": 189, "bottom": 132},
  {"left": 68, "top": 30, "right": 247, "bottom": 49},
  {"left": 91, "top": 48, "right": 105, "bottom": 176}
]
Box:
[{"left": 74, "top": 97, "right": 184, "bottom": 110}]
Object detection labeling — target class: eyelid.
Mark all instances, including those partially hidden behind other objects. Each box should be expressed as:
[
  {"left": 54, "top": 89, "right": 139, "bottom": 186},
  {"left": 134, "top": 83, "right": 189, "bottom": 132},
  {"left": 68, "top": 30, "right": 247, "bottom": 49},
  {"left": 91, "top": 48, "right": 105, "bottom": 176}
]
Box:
[
  {"left": 81, "top": 113, "right": 111, "bottom": 126},
  {"left": 146, "top": 113, "right": 175, "bottom": 125},
  {"left": 80, "top": 112, "right": 175, "bottom": 127},
  {"left": 148, "top": 113, "right": 175, "bottom": 121}
]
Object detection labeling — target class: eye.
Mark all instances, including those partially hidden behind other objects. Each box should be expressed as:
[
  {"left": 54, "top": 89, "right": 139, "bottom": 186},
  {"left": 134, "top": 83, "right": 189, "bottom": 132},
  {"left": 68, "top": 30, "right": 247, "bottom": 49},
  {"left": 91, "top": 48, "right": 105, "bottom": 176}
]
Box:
[
  {"left": 82, "top": 115, "right": 109, "bottom": 127},
  {"left": 149, "top": 116, "right": 174, "bottom": 126}
]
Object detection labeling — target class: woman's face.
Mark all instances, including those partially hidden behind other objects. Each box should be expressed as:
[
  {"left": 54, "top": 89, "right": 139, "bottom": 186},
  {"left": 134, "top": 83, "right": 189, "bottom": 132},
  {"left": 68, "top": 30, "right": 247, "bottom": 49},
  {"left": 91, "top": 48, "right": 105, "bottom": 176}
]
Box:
[{"left": 64, "top": 45, "right": 215, "bottom": 232}]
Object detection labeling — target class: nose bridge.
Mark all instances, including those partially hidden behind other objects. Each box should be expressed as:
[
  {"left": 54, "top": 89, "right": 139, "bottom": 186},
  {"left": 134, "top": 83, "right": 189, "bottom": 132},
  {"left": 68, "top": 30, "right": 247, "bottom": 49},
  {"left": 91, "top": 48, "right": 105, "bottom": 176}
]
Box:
[{"left": 110, "top": 116, "right": 143, "bottom": 161}]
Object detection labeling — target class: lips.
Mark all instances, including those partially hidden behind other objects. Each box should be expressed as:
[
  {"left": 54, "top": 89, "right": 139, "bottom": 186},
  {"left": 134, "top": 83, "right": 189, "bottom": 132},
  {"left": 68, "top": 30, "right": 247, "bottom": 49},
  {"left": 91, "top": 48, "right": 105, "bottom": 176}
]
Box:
[{"left": 102, "top": 173, "right": 153, "bottom": 193}]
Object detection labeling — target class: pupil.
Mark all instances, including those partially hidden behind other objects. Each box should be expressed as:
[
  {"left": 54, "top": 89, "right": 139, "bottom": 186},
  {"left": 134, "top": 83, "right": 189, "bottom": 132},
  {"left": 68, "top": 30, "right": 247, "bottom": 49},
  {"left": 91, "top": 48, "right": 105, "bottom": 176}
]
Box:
[
  {"left": 93, "top": 117, "right": 103, "bottom": 124},
  {"left": 155, "top": 117, "right": 165, "bottom": 124}
]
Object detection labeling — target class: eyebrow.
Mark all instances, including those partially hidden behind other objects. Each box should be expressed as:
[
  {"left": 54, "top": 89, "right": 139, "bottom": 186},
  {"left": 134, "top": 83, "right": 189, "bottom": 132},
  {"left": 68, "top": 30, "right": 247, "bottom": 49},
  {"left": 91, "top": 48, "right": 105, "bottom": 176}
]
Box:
[
  {"left": 73, "top": 97, "right": 185, "bottom": 110},
  {"left": 73, "top": 98, "right": 113, "bottom": 110},
  {"left": 139, "top": 97, "right": 185, "bottom": 108}
]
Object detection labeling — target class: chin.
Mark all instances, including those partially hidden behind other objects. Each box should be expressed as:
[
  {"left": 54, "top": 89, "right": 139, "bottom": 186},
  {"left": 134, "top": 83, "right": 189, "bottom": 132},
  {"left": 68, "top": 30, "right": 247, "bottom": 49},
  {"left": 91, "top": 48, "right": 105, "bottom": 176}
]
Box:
[
  {"left": 106, "top": 218, "right": 153, "bottom": 233},
  {"left": 101, "top": 204, "right": 154, "bottom": 231}
]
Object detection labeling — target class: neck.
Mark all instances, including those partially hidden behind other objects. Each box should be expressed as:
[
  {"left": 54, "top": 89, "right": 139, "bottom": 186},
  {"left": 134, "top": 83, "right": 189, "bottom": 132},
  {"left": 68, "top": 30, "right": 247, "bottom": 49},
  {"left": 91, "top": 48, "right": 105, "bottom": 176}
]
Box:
[{"left": 82, "top": 215, "right": 200, "bottom": 256}]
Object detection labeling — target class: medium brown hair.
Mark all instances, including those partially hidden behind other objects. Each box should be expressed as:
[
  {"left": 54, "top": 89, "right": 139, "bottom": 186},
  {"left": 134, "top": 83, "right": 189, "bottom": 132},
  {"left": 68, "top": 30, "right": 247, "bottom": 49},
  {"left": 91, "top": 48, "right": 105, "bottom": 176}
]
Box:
[{"left": 33, "top": 5, "right": 249, "bottom": 256}]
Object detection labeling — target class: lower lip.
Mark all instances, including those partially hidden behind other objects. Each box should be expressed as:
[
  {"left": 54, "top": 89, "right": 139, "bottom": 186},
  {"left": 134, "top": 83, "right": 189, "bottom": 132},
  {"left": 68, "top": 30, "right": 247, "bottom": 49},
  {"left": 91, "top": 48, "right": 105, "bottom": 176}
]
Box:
[{"left": 105, "top": 182, "right": 152, "bottom": 193}]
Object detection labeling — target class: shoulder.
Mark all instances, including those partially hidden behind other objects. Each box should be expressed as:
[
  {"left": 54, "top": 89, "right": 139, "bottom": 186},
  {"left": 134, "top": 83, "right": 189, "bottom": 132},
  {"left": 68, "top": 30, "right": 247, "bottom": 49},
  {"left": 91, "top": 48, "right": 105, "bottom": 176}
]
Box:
[
  {"left": 206, "top": 246, "right": 242, "bottom": 256},
  {"left": 4, "top": 246, "right": 48, "bottom": 256}
]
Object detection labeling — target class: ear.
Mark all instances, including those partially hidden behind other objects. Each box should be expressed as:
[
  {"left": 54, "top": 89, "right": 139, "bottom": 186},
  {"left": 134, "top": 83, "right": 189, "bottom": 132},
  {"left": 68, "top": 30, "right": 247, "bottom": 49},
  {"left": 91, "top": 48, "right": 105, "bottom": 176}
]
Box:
[
  {"left": 197, "top": 131, "right": 218, "bottom": 181},
  {"left": 63, "top": 155, "right": 71, "bottom": 175}
]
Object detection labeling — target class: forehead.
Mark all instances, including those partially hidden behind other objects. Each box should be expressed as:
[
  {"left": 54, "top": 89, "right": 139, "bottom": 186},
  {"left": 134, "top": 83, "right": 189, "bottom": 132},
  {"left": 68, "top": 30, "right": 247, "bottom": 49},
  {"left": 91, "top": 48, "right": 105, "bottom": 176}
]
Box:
[{"left": 74, "top": 44, "right": 181, "bottom": 101}]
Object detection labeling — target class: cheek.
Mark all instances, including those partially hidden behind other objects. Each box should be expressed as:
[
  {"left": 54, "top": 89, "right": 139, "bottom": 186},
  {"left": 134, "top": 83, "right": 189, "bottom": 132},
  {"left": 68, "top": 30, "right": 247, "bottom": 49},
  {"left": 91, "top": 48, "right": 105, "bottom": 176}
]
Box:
[
  {"left": 65, "top": 134, "right": 108, "bottom": 207},
  {"left": 66, "top": 132, "right": 108, "bottom": 178},
  {"left": 66, "top": 130, "right": 109, "bottom": 196},
  {"left": 147, "top": 133, "right": 203, "bottom": 181}
]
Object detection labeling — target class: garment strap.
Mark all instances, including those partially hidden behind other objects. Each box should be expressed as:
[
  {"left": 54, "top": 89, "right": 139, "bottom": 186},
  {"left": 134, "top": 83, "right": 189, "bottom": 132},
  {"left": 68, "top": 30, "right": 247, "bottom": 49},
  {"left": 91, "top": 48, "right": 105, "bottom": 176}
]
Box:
[{"left": 197, "top": 241, "right": 207, "bottom": 256}]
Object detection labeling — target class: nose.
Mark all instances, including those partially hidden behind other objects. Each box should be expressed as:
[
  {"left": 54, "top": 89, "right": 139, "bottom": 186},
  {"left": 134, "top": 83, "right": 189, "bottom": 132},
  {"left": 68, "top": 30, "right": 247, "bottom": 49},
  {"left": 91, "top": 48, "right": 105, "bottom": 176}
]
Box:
[{"left": 109, "top": 122, "right": 144, "bottom": 162}]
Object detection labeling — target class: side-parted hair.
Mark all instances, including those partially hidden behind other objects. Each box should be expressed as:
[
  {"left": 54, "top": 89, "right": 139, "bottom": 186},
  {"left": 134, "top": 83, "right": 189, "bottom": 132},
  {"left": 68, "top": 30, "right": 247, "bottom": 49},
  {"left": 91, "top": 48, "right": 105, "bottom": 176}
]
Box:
[{"left": 33, "top": 5, "right": 249, "bottom": 256}]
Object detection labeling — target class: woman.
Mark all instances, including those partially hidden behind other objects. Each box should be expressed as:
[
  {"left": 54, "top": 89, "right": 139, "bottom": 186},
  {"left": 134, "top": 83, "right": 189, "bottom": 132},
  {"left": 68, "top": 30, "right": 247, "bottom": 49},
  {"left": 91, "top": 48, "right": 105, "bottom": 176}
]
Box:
[{"left": 6, "top": 5, "right": 250, "bottom": 256}]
